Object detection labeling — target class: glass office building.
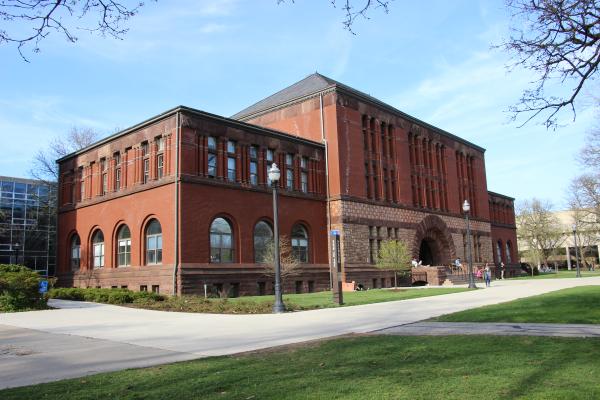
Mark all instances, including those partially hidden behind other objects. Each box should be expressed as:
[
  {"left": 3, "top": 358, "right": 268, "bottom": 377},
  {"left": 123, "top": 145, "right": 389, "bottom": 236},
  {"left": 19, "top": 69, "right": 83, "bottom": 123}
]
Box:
[{"left": 0, "top": 176, "right": 56, "bottom": 276}]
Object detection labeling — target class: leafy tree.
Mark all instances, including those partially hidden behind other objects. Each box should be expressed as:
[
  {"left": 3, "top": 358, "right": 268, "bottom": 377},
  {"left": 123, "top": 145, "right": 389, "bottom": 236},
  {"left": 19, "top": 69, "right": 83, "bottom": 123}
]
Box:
[
  {"left": 262, "top": 236, "right": 302, "bottom": 289},
  {"left": 516, "top": 199, "right": 566, "bottom": 274},
  {"left": 375, "top": 239, "right": 411, "bottom": 287},
  {"left": 1, "top": 0, "right": 151, "bottom": 61},
  {"left": 500, "top": 0, "right": 600, "bottom": 129}
]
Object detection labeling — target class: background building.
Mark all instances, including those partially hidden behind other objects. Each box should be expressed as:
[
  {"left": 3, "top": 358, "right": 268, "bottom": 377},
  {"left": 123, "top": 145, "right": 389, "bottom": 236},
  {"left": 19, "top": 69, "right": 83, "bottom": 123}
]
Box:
[
  {"left": 0, "top": 176, "right": 56, "bottom": 276},
  {"left": 56, "top": 74, "right": 519, "bottom": 294}
]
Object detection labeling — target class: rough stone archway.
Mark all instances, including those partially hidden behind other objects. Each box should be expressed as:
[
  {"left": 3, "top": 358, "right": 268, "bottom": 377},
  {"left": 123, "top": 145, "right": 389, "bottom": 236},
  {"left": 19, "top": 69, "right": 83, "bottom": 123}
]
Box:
[{"left": 412, "top": 215, "right": 456, "bottom": 266}]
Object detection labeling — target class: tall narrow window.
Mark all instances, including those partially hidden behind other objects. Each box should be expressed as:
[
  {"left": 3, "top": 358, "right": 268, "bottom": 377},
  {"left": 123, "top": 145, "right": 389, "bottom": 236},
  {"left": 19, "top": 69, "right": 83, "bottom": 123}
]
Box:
[
  {"left": 141, "top": 142, "right": 149, "bottom": 157},
  {"left": 78, "top": 167, "right": 84, "bottom": 201},
  {"left": 291, "top": 224, "right": 309, "bottom": 263},
  {"left": 286, "top": 154, "right": 294, "bottom": 190},
  {"left": 496, "top": 240, "right": 503, "bottom": 264},
  {"left": 117, "top": 225, "right": 131, "bottom": 267},
  {"left": 100, "top": 158, "right": 108, "bottom": 195},
  {"left": 157, "top": 154, "right": 164, "bottom": 179},
  {"left": 146, "top": 219, "right": 162, "bottom": 265},
  {"left": 506, "top": 241, "right": 512, "bottom": 264},
  {"left": 254, "top": 220, "right": 273, "bottom": 263},
  {"left": 300, "top": 157, "right": 308, "bottom": 193},
  {"left": 70, "top": 234, "right": 80, "bottom": 270},
  {"left": 143, "top": 159, "right": 150, "bottom": 184},
  {"left": 250, "top": 146, "right": 258, "bottom": 185},
  {"left": 210, "top": 217, "right": 233, "bottom": 263},
  {"left": 114, "top": 152, "right": 121, "bottom": 192},
  {"left": 207, "top": 136, "right": 217, "bottom": 178},
  {"left": 266, "top": 149, "right": 274, "bottom": 185},
  {"left": 227, "top": 140, "right": 236, "bottom": 182},
  {"left": 92, "top": 230, "right": 104, "bottom": 268}
]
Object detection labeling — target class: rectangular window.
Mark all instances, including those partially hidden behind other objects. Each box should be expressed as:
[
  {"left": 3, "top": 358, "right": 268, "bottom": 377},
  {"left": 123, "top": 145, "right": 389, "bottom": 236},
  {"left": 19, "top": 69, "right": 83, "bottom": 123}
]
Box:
[
  {"left": 250, "top": 145, "right": 258, "bottom": 185},
  {"left": 250, "top": 161, "right": 258, "bottom": 185},
  {"left": 286, "top": 169, "right": 293, "bottom": 190},
  {"left": 301, "top": 172, "right": 308, "bottom": 193},
  {"left": 227, "top": 140, "right": 236, "bottom": 154},
  {"left": 79, "top": 168, "right": 84, "bottom": 201},
  {"left": 140, "top": 285, "right": 147, "bottom": 292},
  {"left": 143, "top": 159, "right": 150, "bottom": 184},
  {"left": 152, "top": 285, "right": 160, "bottom": 294},
  {"left": 141, "top": 142, "right": 149, "bottom": 157},
  {"left": 208, "top": 153, "right": 217, "bottom": 177},
  {"left": 114, "top": 168, "right": 121, "bottom": 191},
  {"left": 156, "top": 136, "right": 164, "bottom": 151},
  {"left": 227, "top": 157, "right": 236, "bottom": 182},
  {"left": 93, "top": 243, "right": 104, "bottom": 268},
  {"left": 207, "top": 136, "right": 217, "bottom": 150},
  {"left": 102, "top": 173, "right": 107, "bottom": 195},
  {"left": 266, "top": 149, "right": 274, "bottom": 185},
  {"left": 286, "top": 154, "right": 293, "bottom": 166},
  {"left": 157, "top": 154, "right": 164, "bottom": 179}
]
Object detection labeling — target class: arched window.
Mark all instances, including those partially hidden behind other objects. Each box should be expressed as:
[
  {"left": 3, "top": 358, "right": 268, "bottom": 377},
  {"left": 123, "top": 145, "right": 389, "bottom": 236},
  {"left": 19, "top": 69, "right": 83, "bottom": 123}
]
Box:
[
  {"left": 506, "top": 241, "right": 512, "bottom": 264},
  {"left": 254, "top": 221, "right": 273, "bottom": 263},
  {"left": 117, "top": 225, "right": 131, "bottom": 267},
  {"left": 146, "top": 219, "right": 162, "bottom": 265},
  {"left": 70, "top": 234, "right": 80, "bottom": 270},
  {"left": 210, "top": 217, "right": 233, "bottom": 263},
  {"left": 92, "top": 230, "right": 104, "bottom": 268},
  {"left": 291, "top": 224, "right": 309, "bottom": 263},
  {"left": 496, "top": 240, "right": 503, "bottom": 264}
]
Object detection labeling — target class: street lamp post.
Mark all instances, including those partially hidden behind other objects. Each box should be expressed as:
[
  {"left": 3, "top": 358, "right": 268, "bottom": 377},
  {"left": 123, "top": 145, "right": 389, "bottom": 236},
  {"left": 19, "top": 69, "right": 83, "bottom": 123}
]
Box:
[
  {"left": 13, "top": 242, "right": 21, "bottom": 265},
  {"left": 572, "top": 223, "right": 581, "bottom": 278},
  {"left": 462, "top": 200, "right": 477, "bottom": 289},
  {"left": 268, "top": 163, "right": 285, "bottom": 313}
]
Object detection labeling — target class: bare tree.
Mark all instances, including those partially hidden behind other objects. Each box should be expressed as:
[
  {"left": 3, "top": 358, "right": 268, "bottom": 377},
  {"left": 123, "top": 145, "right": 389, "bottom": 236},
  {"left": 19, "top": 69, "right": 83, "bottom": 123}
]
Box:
[
  {"left": 0, "top": 0, "right": 151, "bottom": 61},
  {"left": 570, "top": 173, "right": 600, "bottom": 223},
  {"left": 31, "top": 126, "right": 99, "bottom": 183},
  {"left": 500, "top": 0, "right": 600, "bottom": 129},
  {"left": 517, "top": 199, "right": 566, "bottom": 273},
  {"left": 579, "top": 119, "right": 600, "bottom": 170},
  {"left": 262, "top": 236, "right": 302, "bottom": 289},
  {"left": 572, "top": 209, "right": 600, "bottom": 269},
  {"left": 277, "top": 0, "right": 392, "bottom": 33}
]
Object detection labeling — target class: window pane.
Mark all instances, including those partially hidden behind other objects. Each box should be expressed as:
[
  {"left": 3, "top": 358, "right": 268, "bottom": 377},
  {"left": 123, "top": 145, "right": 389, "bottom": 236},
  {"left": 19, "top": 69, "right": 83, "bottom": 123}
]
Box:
[
  {"left": 208, "top": 154, "right": 217, "bottom": 177},
  {"left": 208, "top": 136, "right": 216, "bottom": 150},
  {"left": 228, "top": 157, "right": 236, "bottom": 181},
  {"left": 227, "top": 140, "right": 235, "bottom": 153}
]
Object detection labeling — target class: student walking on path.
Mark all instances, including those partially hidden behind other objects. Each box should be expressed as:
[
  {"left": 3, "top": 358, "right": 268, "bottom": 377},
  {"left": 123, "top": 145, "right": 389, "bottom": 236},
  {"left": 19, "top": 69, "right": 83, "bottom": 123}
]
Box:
[{"left": 484, "top": 263, "right": 492, "bottom": 287}]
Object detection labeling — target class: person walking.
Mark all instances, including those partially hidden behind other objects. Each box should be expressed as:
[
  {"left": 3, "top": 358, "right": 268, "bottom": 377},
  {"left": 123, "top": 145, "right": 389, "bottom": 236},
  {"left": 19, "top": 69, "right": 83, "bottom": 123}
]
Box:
[
  {"left": 484, "top": 263, "right": 492, "bottom": 287},
  {"left": 500, "top": 261, "right": 505, "bottom": 280}
]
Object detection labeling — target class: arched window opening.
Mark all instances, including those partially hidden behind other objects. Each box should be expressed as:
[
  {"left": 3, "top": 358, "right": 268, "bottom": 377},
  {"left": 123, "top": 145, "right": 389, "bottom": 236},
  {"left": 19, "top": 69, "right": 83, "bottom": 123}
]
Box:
[
  {"left": 291, "top": 224, "right": 309, "bottom": 263},
  {"left": 146, "top": 220, "right": 162, "bottom": 265},
  {"left": 210, "top": 217, "right": 233, "bottom": 263},
  {"left": 70, "top": 234, "right": 80, "bottom": 270},
  {"left": 92, "top": 230, "right": 105, "bottom": 268},
  {"left": 117, "top": 225, "right": 131, "bottom": 267},
  {"left": 254, "top": 221, "right": 273, "bottom": 263},
  {"left": 496, "top": 240, "right": 503, "bottom": 264},
  {"left": 506, "top": 241, "right": 512, "bottom": 264}
]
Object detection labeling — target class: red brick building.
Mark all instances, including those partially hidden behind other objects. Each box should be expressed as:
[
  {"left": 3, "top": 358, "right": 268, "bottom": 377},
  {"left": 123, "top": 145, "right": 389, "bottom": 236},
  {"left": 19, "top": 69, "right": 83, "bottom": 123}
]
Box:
[{"left": 56, "top": 74, "right": 518, "bottom": 295}]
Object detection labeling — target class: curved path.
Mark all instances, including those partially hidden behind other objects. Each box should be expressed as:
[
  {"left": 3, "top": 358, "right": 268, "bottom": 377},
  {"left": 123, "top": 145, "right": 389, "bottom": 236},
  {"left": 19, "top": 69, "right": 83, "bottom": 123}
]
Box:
[{"left": 1, "top": 277, "right": 599, "bottom": 389}]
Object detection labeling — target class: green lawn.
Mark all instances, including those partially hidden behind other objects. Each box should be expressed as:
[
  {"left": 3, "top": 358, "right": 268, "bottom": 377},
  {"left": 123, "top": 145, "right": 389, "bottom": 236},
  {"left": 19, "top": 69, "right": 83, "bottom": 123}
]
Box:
[
  {"left": 510, "top": 269, "right": 600, "bottom": 280},
  {"left": 129, "top": 288, "right": 471, "bottom": 313},
  {"left": 4, "top": 335, "right": 600, "bottom": 400},
  {"left": 433, "top": 285, "right": 600, "bottom": 324}
]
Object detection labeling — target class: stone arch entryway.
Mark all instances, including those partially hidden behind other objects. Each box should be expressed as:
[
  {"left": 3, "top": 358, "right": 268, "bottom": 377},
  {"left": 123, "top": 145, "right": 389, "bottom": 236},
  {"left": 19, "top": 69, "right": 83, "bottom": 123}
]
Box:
[{"left": 412, "top": 215, "right": 456, "bottom": 266}]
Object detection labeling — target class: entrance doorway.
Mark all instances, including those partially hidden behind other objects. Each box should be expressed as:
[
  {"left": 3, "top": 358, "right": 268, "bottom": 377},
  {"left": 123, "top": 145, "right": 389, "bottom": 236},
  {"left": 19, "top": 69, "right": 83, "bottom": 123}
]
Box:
[{"left": 419, "top": 238, "right": 442, "bottom": 266}]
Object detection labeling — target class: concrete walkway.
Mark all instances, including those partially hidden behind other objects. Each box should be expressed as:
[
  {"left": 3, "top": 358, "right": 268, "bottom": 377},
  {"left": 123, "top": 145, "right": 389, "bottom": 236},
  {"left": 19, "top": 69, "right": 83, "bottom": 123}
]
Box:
[
  {"left": 377, "top": 321, "right": 600, "bottom": 337},
  {"left": 1, "top": 277, "right": 599, "bottom": 389}
]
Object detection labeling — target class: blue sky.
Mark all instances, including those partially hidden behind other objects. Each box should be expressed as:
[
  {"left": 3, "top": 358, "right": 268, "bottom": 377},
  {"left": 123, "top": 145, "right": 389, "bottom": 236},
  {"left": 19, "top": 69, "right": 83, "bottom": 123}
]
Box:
[{"left": 0, "top": 0, "right": 595, "bottom": 209}]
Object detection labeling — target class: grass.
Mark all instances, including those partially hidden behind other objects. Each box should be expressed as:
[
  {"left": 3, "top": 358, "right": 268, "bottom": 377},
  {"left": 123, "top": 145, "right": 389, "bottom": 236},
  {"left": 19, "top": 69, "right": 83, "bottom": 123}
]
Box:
[
  {"left": 129, "top": 287, "right": 471, "bottom": 313},
  {"left": 510, "top": 269, "right": 600, "bottom": 280},
  {"left": 433, "top": 285, "right": 600, "bottom": 324},
  {"left": 3, "top": 335, "right": 600, "bottom": 399}
]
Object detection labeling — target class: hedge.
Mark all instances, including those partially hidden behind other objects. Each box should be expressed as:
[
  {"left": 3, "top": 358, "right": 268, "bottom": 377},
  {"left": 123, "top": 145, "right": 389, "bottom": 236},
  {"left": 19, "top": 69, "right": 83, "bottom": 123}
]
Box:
[{"left": 48, "top": 287, "right": 165, "bottom": 305}]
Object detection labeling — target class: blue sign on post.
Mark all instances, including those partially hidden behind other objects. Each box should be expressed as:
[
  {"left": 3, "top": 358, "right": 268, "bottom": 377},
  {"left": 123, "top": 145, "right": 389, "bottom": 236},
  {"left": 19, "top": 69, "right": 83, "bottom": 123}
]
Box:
[
  {"left": 330, "top": 230, "right": 340, "bottom": 236},
  {"left": 38, "top": 280, "right": 48, "bottom": 294}
]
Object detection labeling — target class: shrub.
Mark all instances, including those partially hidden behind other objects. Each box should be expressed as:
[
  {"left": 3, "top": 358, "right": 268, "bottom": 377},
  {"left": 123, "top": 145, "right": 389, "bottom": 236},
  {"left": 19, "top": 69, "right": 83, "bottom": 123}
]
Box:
[
  {"left": 48, "top": 287, "right": 165, "bottom": 305},
  {"left": 0, "top": 264, "right": 47, "bottom": 312}
]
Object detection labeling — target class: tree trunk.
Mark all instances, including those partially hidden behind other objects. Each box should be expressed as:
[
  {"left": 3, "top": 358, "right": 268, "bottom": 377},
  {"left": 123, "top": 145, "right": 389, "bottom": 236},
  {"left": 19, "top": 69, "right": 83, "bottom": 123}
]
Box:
[{"left": 394, "top": 272, "right": 398, "bottom": 288}]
